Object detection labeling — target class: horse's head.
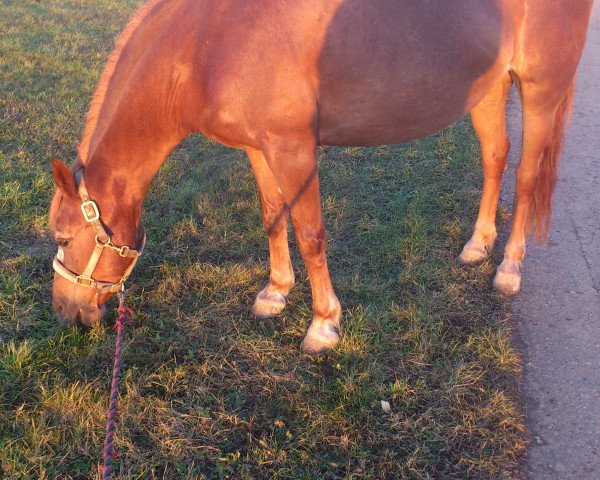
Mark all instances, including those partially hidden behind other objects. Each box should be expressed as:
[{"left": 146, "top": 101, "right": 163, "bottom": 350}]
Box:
[{"left": 49, "top": 160, "right": 144, "bottom": 326}]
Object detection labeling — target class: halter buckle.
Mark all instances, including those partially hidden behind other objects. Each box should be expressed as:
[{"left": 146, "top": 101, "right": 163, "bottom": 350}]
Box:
[
  {"left": 81, "top": 200, "right": 100, "bottom": 223},
  {"left": 76, "top": 276, "right": 94, "bottom": 287},
  {"left": 118, "top": 245, "right": 130, "bottom": 257}
]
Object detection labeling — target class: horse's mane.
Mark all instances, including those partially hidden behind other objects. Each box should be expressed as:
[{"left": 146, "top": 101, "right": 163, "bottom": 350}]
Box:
[{"left": 78, "top": 0, "right": 167, "bottom": 164}]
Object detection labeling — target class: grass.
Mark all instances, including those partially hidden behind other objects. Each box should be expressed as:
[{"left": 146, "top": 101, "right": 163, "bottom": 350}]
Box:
[{"left": 1, "top": 1, "right": 525, "bottom": 478}]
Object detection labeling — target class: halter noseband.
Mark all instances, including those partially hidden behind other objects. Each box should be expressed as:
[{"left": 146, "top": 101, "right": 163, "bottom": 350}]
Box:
[{"left": 52, "top": 168, "right": 146, "bottom": 296}]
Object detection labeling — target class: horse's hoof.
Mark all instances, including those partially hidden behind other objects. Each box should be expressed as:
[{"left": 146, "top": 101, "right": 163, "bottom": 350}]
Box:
[
  {"left": 301, "top": 320, "right": 340, "bottom": 355},
  {"left": 251, "top": 288, "right": 286, "bottom": 318},
  {"left": 458, "top": 239, "right": 489, "bottom": 265},
  {"left": 493, "top": 262, "right": 521, "bottom": 296}
]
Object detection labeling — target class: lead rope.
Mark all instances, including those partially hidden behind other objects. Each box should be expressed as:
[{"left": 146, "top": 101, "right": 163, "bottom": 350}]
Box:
[{"left": 100, "top": 290, "right": 134, "bottom": 480}]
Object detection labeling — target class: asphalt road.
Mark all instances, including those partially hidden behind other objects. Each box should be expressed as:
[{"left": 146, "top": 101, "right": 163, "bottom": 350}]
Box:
[{"left": 504, "top": 3, "right": 600, "bottom": 478}]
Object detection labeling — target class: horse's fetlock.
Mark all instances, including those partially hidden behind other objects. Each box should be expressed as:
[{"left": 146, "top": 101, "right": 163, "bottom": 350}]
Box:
[
  {"left": 317, "top": 295, "right": 341, "bottom": 324},
  {"left": 270, "top": 274, "right": 295, "bottom": 295},
  {"left": 476, "top": 225, "right": 497, "bottom": 245},
  {"left": 504, "top": 245, "right": 526, "bottom": 264}
]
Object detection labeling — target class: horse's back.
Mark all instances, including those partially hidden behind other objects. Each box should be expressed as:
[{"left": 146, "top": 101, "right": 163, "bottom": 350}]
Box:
[{"left": 184, "top": 0, "right": 591, "bottom": 147}]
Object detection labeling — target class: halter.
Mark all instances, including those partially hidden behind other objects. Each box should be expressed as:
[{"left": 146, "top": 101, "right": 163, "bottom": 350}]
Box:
[{"left": 52, "top": 168, "right": 146, "bottom": 296}]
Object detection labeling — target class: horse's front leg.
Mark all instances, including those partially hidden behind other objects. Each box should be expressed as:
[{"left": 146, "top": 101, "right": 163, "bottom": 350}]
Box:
[
  {"left": 247, "top": 148, "right": 295, "bottom": 317},
  {"left": 262, "top": 137, "right": 341, "bottom": 354}
]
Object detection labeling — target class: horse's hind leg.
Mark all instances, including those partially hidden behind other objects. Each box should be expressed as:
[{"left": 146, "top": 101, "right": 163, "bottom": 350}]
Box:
[
  {"left": 247, "top": 148, "right": 295, "bottom": 317},
  {"left": 492, "top": 2, "right": 590, "bottom": 295},
  {"left": 459, "top": 74, "right": 512, "bottom": 264},
  {"left": 261, "top": 137, "right": 341, "bottom": 354},
  {"left": 494, "top": 77, "right": 575, "bottom": 295}
]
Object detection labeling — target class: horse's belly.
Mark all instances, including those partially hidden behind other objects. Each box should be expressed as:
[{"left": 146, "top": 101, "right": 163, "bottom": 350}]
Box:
[
  {"left": 317, "top": 69, "right": 505, "bottom": 146},
  {"left": 315, "top": 0, "right": 515, "bottom": 146}
]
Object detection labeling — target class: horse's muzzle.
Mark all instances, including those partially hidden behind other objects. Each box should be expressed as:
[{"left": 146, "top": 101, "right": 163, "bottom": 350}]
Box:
[{"left": 53, "top": 295, "right": 107, "bottom": 326}]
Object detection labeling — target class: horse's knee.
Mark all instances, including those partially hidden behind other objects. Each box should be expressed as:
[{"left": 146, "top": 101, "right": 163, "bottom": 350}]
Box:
[
  {"left": 262, "top": 200, "right": 288, "bottom": 236},
  {"left": 297, "top": 228, "right": 327, "bottom": 259}
]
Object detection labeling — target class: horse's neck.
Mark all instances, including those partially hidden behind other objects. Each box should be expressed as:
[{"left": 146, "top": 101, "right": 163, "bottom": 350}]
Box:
[
  {"left": 80, "top": 105, "right": 186, "bottom": 247},
  {"left": 81, "top": 119, "right": 181, "bottom": 243},
  {"left": 77, "top": 0, "right": 197, "bottom": 243},
  {"left": 81, "top": 57, "right": 192, "bottom": 203}
]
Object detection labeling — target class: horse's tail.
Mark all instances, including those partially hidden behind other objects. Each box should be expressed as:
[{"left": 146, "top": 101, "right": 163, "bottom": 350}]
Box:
[{"left": 531, "top": 79, "right": 575, "bottom": 242}]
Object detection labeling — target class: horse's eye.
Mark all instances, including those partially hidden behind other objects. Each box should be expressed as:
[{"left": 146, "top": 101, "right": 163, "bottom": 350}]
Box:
[{"left": 57, "top": 239, "right": 69, "bottom": 247}]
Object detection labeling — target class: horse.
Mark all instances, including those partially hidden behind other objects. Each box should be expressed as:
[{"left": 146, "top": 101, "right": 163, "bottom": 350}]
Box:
[{"left": 49, "top": 0, "right": 594, "bottom": 354}]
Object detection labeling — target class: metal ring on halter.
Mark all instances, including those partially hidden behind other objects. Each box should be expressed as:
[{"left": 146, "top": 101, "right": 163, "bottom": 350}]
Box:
[{"left": 95, "top": 235, "right": 109, "bottom": 246}]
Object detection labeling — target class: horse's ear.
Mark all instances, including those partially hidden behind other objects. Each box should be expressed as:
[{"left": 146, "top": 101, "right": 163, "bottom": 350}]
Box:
[{"left": 51, "top": 159, "right": 77, "bottom": 197}]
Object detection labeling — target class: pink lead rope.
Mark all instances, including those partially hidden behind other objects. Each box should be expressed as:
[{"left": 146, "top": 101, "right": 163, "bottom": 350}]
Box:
[{"left": 99, "top": 294, "right": 134, "bottom": 480}]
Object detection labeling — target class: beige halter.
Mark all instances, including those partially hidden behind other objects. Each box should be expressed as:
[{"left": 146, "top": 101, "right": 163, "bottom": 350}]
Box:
[{"left": 52, "top": 169, "right": 145, "bottom": 296}]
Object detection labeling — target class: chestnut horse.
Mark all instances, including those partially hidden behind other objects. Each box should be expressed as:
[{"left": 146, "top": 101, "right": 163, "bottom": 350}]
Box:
[{"left": 49, "top": 0, "right": 594, "bottom": 353}]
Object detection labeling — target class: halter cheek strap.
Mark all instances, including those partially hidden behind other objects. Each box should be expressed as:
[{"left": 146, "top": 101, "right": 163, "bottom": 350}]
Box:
[{"left": 53, "top": 169, "right": 145, "bottom": 296}]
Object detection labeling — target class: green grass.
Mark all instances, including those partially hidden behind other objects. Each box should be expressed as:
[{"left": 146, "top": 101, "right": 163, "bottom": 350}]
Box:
[{"left": 1, "top": 1, "right": 525, "bottom": 478}]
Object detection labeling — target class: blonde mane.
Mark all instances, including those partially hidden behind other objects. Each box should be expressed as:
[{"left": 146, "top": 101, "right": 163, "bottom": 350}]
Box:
[{"left": 78, "top": 0, "right": 167, "bottom": 164}]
